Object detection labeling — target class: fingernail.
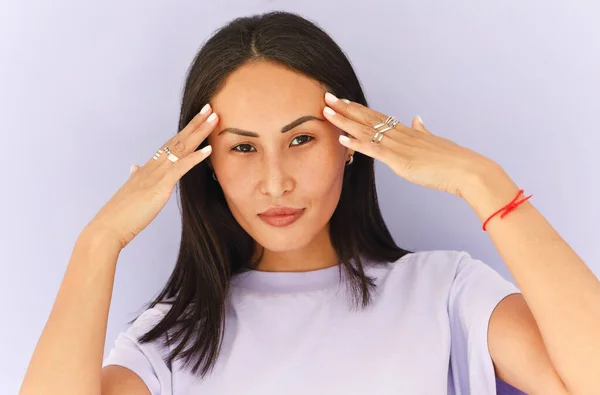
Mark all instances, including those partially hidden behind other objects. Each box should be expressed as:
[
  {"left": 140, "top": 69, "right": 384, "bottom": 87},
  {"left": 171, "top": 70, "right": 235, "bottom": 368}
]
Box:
[
  {"left": 416, "top": 115, "right": 424, "bottom": 125},
  {"left": 325, "top": 92, "right": 338, "bottom": 103},
  {"left": 129, "top": 164, "right": 136, "bottom": 175},
  {"left": 200, "top": 103, "right": 211, "bottom": 115},
  {"left": 342, "top": 99, "right": 350, "bottom": 104},
  {"left": 324, "top": 106, "right": 336, "bottom": 115},
  {"left": 339, "top": 135, "right": 350, "bottom": 143},
  {"left": 200, "top": 145, "right": 212, "bottom": 154},
  {"left": 207, "top": 113, "right": 217, "bottom": 123}
]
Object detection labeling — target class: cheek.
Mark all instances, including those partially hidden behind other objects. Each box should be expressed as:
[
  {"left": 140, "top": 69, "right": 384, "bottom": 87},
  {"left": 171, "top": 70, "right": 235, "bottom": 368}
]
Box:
[
  {"left": 300, "top": 156, "right": 344, "bottom": 196},
  {"left": 211, "top": 150, "right": 252, "bottom": 194},
  {"left": 208, "top": 155, "right": 251, "bottom": 216},
  {"left": 298, "top": 141, "right": 347, "bottom": 209},
  {"left": 219, "top": 171, "right": 254, "bottom": 207},
  {"left": 219, "top": 177, "right": 252, "bottom": 231}
]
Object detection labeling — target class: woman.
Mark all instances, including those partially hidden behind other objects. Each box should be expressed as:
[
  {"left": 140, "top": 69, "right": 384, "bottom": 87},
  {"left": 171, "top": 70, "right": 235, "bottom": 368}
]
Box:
[{"left": 20, "top": 10, "right": 599, "bottom": 395}]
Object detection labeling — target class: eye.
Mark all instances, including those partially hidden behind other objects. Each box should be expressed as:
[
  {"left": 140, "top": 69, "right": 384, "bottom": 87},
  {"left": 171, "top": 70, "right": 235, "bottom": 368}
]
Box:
[
  {"left": 290, "top": 135, "right": 314, "bottom": 146},
  {"left": 231, "top": 144, "right": 256, "bottom": 153},
  {"left": 230, "top": 135, "right": 314, "bottom": 153}
]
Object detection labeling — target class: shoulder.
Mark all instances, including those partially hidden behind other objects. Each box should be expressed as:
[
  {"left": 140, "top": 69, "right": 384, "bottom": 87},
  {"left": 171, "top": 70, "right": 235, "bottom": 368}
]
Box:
[
  {"left": 125, "top": 301, "right": 174, "bottom": 337},
  {"left": 371, "top": 249, "right": 508, "bottom": 296},
  {"left": 103, "top": 302, "right": 176, "bottom": 391},
  {"left": 382, "top": 249, "right": 469, "bottom": 278},
  {"left": 365, "top": 249, "right": 468, "bottom": 297},
  {"left": 386, "top": 249, "right": 498, "bottom": 277}
]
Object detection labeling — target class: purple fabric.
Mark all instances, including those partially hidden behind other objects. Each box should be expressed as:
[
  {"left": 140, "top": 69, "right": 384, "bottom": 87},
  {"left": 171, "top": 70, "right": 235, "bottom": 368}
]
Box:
[
  {"left": 103, "top": 251, "right": 524, "bottom": 394},
  {"left": 496, "top": 377, "right": 527, "bottom": 395}
]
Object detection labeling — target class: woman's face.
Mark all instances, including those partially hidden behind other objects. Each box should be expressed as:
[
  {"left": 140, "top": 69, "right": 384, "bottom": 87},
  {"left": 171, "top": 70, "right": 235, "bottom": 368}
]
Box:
[{"left": 207, "top": 61, "right": 353, "bottom": 253}]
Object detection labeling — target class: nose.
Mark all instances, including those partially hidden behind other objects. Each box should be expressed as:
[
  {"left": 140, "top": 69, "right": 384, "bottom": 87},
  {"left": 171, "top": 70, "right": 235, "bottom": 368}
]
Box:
[{"left": 258, "top": 154, "right": 295, "bottom": 197}]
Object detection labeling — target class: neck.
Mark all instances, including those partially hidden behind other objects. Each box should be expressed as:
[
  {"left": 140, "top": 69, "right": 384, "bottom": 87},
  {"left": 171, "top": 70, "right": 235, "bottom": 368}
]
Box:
[{"left": 252, "top": 226, "right": 339, "bottom": 272}]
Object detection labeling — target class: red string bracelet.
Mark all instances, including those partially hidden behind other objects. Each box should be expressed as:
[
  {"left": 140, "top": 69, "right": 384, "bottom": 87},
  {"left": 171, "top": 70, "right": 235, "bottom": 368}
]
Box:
[{"left": 482, "top": 189, "right": 533, "bottom": 231}]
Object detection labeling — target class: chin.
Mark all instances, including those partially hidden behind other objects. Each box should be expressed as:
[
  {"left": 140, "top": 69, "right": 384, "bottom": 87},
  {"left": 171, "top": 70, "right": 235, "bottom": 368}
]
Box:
[{"left": 252, "top": 227, "right": 315, "bottom": 253}]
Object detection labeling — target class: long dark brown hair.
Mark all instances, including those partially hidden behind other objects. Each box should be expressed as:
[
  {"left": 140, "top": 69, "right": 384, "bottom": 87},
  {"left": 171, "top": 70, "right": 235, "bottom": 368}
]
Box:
[{"left": 134, "top": 10, "right": 411, "bottom": 379}]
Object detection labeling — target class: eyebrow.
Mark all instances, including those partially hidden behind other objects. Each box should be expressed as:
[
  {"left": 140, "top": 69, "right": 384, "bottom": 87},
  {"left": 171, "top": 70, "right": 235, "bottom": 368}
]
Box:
[{"left": 217, "top": 115, "right": 325, "bottom": 137}]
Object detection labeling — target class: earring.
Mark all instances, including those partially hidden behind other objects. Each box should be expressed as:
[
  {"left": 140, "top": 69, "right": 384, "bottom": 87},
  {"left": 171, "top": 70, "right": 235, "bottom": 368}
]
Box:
[
  {"left": 212, "top": 171, "right": 217, "bottom": 181},
  {"left": 346, "top": 154, "right": 354, "bottom": 166}
]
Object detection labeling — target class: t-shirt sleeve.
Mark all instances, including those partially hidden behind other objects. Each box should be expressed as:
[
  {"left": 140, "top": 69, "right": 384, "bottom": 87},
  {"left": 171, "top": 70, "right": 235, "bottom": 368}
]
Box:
[
  {"left": 447, "top": 251, "right": 521, "bottom": 395},
  {"left": 102, "top": 305, "right": 173, "bottom": 395}
]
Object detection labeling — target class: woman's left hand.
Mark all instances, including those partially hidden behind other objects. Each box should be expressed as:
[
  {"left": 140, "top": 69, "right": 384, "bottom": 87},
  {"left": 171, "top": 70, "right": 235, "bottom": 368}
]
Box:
[{"left": 323, "top": 92, "right": 500, "bottom": 198}]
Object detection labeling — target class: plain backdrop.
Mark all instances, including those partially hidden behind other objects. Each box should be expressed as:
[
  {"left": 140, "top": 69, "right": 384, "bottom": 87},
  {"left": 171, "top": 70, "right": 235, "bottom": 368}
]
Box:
[{"left": 1, "top": 1, "right": 598, "bottom": 393}]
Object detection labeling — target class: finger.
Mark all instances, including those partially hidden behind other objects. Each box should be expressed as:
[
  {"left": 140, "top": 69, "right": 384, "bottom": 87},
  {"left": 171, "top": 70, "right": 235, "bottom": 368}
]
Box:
[
  {"left": 183, "top": 112, "right": 219, "bottom": 156},
  {"left": 140, "top": 105, "right": 213, "bottom": 170},
  {"left": 129, "top": 164, "right": 140, "bottom": 176},
  {"left": 411, "top": 115, "right": 432, "bottom": 134},
  {"left": 162, "top": 111, "right": 220, "bottom": 180},
  {"left": 324, "top": 106, "right": 395, "bottom": 145},
  {"left": 151, "top": 111, "right": 219, "bottom": 170},
  {"left": 179, "top": 103, "right": 214, "bottom": 137},
  {"left": 168, "top": 145, "right": 213, "bottom": 182},
  {"left": 324, "top": 92, "right": 412, "bottom": 134},
  {"left": 337, "top": 134, "right": 386, "bottom": 163}
]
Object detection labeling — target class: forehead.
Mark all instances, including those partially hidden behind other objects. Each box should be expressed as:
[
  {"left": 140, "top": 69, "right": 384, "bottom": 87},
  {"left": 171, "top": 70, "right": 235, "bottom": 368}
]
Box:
[{"left": 210, "top": 61, "right": 326, "bottom": 130}]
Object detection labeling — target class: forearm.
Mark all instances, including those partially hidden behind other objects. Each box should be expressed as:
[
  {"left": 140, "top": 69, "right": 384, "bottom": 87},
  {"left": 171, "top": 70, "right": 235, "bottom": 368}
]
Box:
[
  {"left": 20, "top": 227, "right": 122, "bottom": 395},
  {"left": 463, "top": 164, "right": 600, "bottom": 395}
]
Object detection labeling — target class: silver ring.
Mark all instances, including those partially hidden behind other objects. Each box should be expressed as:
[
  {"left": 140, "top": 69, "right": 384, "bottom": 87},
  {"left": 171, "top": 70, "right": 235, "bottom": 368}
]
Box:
[
  {"left": 371, "top": 131, "right": 384, "bottom": 144},
  {"left": 370, "top": 116, "right": 399, "bottom": 144},
  {"left": 152, "top": 146, "right": 179, "bottom": 163},
  {"left": 384, "top": 116, "right": 399, "bottom": 128}
]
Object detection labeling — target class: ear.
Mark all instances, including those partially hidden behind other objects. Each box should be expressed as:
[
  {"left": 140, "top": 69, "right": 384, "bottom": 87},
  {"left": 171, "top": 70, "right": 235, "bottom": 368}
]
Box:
[{"left": 346, "top": 149, "right": 355, "bottom": 164}]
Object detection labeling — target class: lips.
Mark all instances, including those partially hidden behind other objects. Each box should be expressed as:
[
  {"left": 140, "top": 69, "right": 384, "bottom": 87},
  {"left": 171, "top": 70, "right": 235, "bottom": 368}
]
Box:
[
  {"left": 259, "top": 207, "right": 304, "bottom": 216},
  {"left": 258, "top": 207, "right": 305, "bottom": 227}
]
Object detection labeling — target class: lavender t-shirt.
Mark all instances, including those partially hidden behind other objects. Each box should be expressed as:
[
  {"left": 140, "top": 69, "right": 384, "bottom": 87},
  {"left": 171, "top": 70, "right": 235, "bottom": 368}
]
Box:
[{"left": 103, "top": 250, "right": 520, "bottom": 394}]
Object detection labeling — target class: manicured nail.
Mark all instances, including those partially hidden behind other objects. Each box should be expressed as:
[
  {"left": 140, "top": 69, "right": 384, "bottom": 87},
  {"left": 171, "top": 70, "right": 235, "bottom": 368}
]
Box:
[
  {"left": 339, "top": 135, "right": 350, "bottom": 143},
  {"left": 129, "top": 164, "right": 136, "bottom": 175},
  {"left": 324, "top": 106, "right": 336, "bottom": 115},
  {"left": 416, "top": 115, "right": 424, "bottom": 125},
  {"left": 200, "top": 103, "right": 211, "bottom": 114},
  {"left": 325, "top": 92, "right": 338, "bottom": 103},
  {"left": 207, "top": 113, "right": 217, "bottom": 123},
  {"left": 342, "top": 99, "right": 350, "bottom": 104},
  {"left": 200, "top": 145, "right": 212, "bottom": 154}
]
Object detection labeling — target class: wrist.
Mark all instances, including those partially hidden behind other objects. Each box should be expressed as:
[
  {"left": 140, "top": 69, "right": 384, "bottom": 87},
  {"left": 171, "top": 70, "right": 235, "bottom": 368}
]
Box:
[
  {"left": 78, "top": 224, "right": 125, "bottom": 255},
  {"left": 461, "top": 163, "right": 524, "bottom": 223}
]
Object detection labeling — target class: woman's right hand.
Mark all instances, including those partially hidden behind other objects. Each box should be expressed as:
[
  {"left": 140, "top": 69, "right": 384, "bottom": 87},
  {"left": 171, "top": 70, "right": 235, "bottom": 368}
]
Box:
[{"left": 85, "top": 104, "right": 218, "bottom": 250}]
